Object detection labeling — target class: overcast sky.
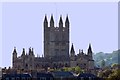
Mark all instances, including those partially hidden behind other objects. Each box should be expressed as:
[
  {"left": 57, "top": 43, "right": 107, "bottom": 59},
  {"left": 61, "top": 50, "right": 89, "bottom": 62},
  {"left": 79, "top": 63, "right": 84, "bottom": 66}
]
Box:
[{"left": 0, "top": 2, "right": 118, "bottom": 67}]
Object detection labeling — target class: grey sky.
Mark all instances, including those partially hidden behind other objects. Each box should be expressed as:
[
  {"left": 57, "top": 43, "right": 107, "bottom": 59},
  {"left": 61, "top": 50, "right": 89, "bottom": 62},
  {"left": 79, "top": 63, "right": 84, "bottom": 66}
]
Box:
[{"left": 1, "top": 2, "right": 118, "bottom": 67}]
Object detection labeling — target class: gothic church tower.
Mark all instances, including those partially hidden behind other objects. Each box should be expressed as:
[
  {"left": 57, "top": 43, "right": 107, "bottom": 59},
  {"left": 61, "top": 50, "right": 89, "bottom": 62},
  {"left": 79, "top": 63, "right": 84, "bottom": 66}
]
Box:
[{"left": 44, "top": 15, "right": 69, "bottom": 62}]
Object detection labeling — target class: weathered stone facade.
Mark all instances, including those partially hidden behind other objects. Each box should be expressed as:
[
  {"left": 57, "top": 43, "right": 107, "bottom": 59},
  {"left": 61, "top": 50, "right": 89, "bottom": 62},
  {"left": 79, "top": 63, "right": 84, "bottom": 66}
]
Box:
[
  {"left": 12, "top": 15, "right": 94, "bottom": 72},
  {"left": 44, "top": 15, "right": 69, "bottom": 62},
  {"left": 70, "top": 43, "right": 94, "bottom": 73}
]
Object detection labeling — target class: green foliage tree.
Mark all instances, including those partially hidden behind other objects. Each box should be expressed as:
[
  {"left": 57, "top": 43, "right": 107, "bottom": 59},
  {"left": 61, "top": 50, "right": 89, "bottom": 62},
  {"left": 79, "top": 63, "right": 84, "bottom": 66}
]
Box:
[
  {"left": 101, "top": 60, "right": 105, "bottom": 68},
  {"left": 98, "top": 69, "right": 112, "bottom": 78},
  {"left": 63, "top": 67, "right": 68, "bottom": 71},
  {"left": 107, "top": 69, "right": 120, "bottom": 80},
  {"left": 75, "top": 66, "right": 81, "bottom": 74},
  {"left": 68, "top": 67, "right": 72, "bottom": 72},
  {"left": 111, "top": 63, "right": 118, "bottom": 68}
]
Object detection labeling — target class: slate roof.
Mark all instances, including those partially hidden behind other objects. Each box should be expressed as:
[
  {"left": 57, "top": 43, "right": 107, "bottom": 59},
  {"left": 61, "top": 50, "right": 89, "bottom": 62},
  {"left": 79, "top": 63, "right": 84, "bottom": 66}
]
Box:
[
  {"left": 52, "top": 71, "right": 74, "bottom": 78},
  {"left": 2, "top": 73, "right": 31, "bottom": 78},
  {"left": 37, "top": 72, "right": 53, "bottom": 78},
  {"left": 77, "top": 73, "right": 97, "bottom": 78}
]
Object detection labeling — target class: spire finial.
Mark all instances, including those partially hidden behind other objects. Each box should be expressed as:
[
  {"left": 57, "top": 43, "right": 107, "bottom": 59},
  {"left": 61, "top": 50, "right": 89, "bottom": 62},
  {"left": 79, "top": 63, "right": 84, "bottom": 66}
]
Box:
[
  {"left": 51, "top": 13, "right": 53, "bottom": 16},
  {"left": 89, "top": 43, "right": 91, "bottom": 46},
  {"left": 88, "top": 43, "right": 92, "bottom": 54},
  {"left": 89, "top": 43, "right": 92, "bottom": 49},
  {"left": 50, "top": 14, "right": 54, "bottom": 27},
  {"left": 44, "top": 14, "right": 47, "bottom": 22},
  {"left": 50, "top": 14, "right": 54, "bottom": 20},
  {"left": 59, "top": 15, "right": 63, "bottom": 23},
  {"left": 66, "top": 15, "right": 69, "bottom": 22},
  {"left": 70, "top": 43, "right": 75, "bottom": 53},
  {"left": 60, "top": 14, "right": 62, "bottom": 17},
  {"left": 13, "top": 46, "right": 17, "bottom": 54},
  {"left": 45, "top": 14, "right": 47, "bottom": 16},
  {"left": 65, "top": 15, "right": 69, "bottom": 28},
  {"left": 14, "top": 46, "right": 16, "bottom": 49},
  {"left": 67, "top": 14, "right": 68, "bottom": 16}
]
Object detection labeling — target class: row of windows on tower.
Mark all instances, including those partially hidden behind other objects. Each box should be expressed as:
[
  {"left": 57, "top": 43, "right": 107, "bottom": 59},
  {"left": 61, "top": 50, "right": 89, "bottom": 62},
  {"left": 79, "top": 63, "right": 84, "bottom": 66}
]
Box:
[
  {"left": 44, "top": 14, "right": 69, "bottom": 28},
  {"left": 47, "top": 42, "right": 67, "bottom": 46}
]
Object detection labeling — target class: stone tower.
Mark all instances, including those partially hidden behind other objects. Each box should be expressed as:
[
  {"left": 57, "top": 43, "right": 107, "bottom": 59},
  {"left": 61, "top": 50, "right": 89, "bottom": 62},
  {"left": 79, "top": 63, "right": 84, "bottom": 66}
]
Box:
[{"left": 44, "top": 14, "right": 69, "bottom": 62}]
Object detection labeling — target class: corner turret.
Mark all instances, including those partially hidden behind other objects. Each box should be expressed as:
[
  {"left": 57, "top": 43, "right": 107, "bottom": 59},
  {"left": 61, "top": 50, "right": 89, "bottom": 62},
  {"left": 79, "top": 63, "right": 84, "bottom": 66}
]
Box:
[
  {"left": 12, "top": 47, "right": 17, "bottom": 68},
  {"left": 70, "top": 43, "right": 75, "bottom": 57},
  {"left": 13, "top": 47, "right": 17, "bottom": 60},
  {"left": 87, "top": 43, "right": 93, "bottom": 60}
]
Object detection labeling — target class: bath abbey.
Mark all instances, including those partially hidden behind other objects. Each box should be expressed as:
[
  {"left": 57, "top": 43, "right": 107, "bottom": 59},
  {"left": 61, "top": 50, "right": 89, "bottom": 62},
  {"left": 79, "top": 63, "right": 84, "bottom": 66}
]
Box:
[{"left": 12, "top": 15, "right": 94, "bottom": 73}]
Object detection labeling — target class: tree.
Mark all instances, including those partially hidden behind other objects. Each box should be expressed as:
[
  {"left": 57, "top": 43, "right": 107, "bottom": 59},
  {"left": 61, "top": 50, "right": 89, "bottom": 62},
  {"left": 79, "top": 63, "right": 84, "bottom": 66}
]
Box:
[
  {"left": 98, "top": 69, "right": 112, "bottom": 78},
  {"left": 111, "top": 63, "right": 118, "bottom": 69},
  {"left": 68, "top": 67, "right": 72, "bottom": 72},
  {"left": 75, "top": 66, "right": 81, "bottom": 74},
  {"left": 63, "top": 67, "right": 68, "bottom": 71},
  {"left": 107, "top": 69, "right": 120, "bottom": 80},
  {"left": 101, "top": 60, "right": 105, "bottom": 68}
]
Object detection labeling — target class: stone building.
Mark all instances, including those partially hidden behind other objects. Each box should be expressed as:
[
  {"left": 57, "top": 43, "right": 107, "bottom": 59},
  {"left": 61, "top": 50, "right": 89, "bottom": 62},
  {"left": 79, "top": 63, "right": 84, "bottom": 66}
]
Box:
[
  {"left": 12, "top": 15, "right": 94, "bottom": 73},
  {"left": 70, "top": 43, "right": 94, "bottom": 73}
]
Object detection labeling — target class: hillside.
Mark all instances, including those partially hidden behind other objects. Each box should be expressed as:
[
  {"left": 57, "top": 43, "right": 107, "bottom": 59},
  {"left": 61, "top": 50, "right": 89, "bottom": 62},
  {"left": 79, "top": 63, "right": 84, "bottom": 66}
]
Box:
[{"left": 93, "top": 49, "right": 120, "bottom": 67}]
